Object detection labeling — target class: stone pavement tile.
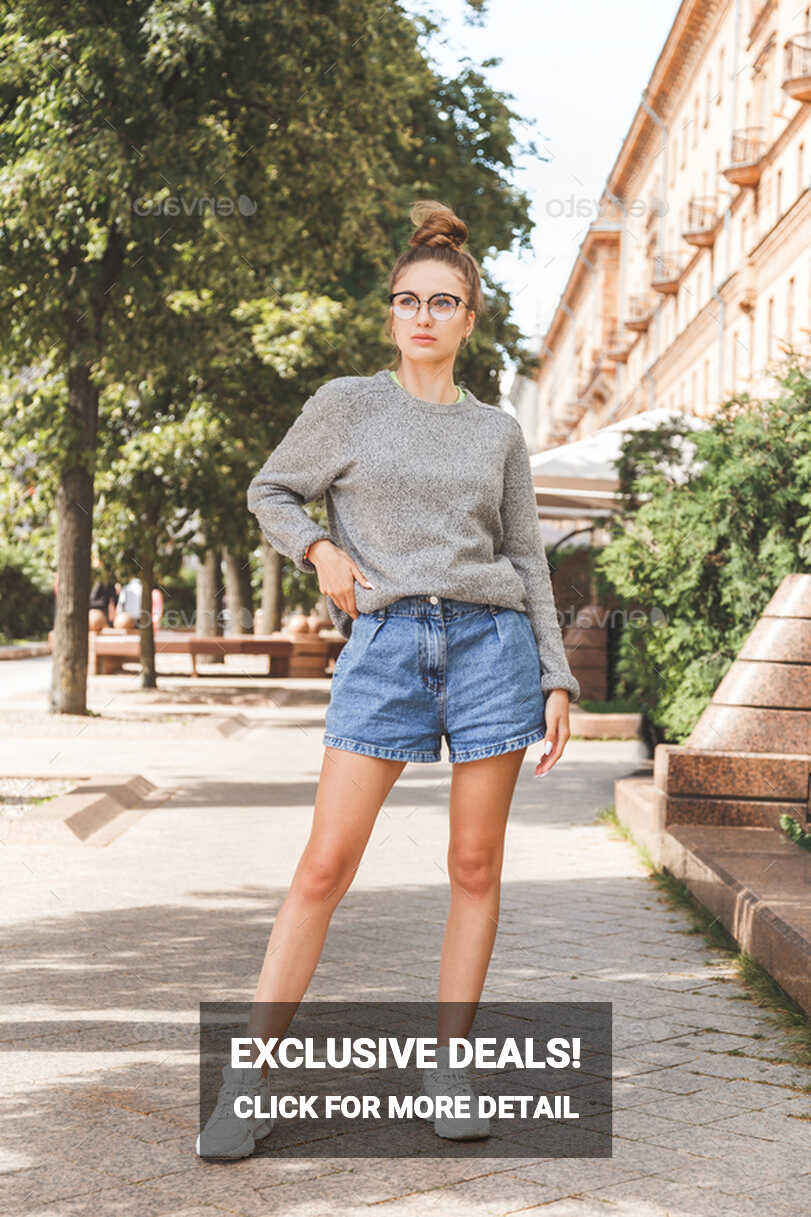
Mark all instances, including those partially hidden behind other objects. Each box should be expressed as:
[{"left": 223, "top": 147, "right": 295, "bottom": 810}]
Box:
[
  {"left": 0, "top": 1162, "right": 132, "bottom": 1216},
  {"left": 582, "top": 1174, "right": 787, "bottom": 1217},
  {"left": 613, "top": 1046, "right": 703, "bottom": 1072},
  {"left": 506, "top": 1152, "right": 674, "bottom": 1193},
  {"left": 735, "top": 1170, "right": 811, "bottom": 1211},
  {"left": 632, "top": 1074, "right": 800, "bottom": 1118},
  {"left": 25, "top": 1202, "right": 219, "bottom": 1217},
  {"left": 667, "top": 1009, "right": 779, "bottom": 1036},
  {"left": 605, "top": 1109, "right": 731, "bottom": 1150},
  {"left": 501, "top": 1197, "right": 672, "bottom": 1216},
  {"left": 620, "top": 1070, "right": 713, "bottom": 1097},
  {"left": 660, "top": 1138, "right": 807, "bottom": 1196},
  {"left": 759, "top": 1092, "right": 811, "bottom": 1118},
  {"left": 704, "top": 1107, "right": 811, "bottom": 1147},
  {"left": 610, "top": 1080, "right": 682, "bottom": 1112},
  {"left": 627, "top": 1089, "right": 756, "bottom": 1126},
  {"left": 683, "top": 1054, "right": 809, "bottom": 1088},
  {"left": 290, "top": 1169, "right": 566, "bottom": 1215},
  {"left": 63, "top": 1127, "right": 198, "bottom": 1186},
  {"left": 686, "top": 1076, "right": 806, "bottom": 1111},
  {"left": 666, "top": 1124, "right": 803, "bottom": 1172}
]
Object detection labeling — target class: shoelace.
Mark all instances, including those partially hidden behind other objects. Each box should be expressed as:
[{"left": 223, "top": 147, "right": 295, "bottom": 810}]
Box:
[
  {"left": 210, "top": 1081, "right": 262, "bottom": 1120},
  {"left": 427, "top": 1067, "right": 474, "bottom": 1098}
]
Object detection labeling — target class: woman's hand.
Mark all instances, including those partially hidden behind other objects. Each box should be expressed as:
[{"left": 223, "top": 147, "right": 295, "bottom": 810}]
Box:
[
  {"left": 535, "top": 689, "right": 571, "bottom": 777},
  {"left": 309, "top": 540, "right": 374, "bottom": 619}
]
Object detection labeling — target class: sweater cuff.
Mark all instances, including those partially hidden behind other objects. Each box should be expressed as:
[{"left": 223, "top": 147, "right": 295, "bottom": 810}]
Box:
[
  {"left": 297, "top": 528, "right": 331, "bottom": 573},
  {"left": 541, "top": 672, "right": 581, "bottom": 704}
]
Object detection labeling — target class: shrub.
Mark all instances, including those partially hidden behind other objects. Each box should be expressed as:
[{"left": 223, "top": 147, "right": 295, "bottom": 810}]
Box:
[{"left": 0, "top": 542, "right": 54, "bottom": 642}]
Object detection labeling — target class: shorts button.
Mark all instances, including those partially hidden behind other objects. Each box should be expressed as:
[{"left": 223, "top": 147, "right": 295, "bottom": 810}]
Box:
[{"left": 429, "top": 595, "right": 439, "bottom": 604}]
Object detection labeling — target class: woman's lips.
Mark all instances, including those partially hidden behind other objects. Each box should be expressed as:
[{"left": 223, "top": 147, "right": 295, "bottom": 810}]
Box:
[{"left": 411, "top": 335, "right": 436, "bottom": 342}]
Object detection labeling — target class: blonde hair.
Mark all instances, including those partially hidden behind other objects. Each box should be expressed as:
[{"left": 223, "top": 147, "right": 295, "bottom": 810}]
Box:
[{"left": 383, "top": 200, "right": 482, "bottom": 357}]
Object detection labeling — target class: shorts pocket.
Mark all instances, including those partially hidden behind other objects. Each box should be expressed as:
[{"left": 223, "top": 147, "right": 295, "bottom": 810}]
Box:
[{"left": 352, "top": 611, "right": 387, "bottom": 658}]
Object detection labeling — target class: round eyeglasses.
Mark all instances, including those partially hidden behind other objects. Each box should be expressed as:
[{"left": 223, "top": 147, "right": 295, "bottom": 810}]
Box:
[{"left": 389, "top": 291, "right": 470, "bottom": 321}]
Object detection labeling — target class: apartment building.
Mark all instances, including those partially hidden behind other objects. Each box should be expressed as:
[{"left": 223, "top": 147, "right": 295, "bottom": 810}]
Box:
[{"left": 536, "top": 0, "right": 811, "bottom": 448}]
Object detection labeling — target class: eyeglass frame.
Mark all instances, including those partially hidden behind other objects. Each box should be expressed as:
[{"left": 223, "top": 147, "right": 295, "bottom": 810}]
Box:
[{"left": 389, "top": 290, "right": 472, "bottom": 321}]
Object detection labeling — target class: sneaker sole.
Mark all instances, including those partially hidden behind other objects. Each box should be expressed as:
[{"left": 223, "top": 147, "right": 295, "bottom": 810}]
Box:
[
  {"left": 195, "top": 1130, "right": 256, "bottom": 1160},
  {"left": 433, "top": 1122, "right": 491, "bottom": 1140},
  {"left": 416, "top": 1092, "right": 490, "bottom": 1139}
]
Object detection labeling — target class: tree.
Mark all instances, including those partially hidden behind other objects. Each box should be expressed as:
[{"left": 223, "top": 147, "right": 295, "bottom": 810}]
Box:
[
  {"left": 0, "top": 0, "right": 436, "bottom": 711},
  {"left": 596, "top": 357, "right": 811, "bottom": 742}
]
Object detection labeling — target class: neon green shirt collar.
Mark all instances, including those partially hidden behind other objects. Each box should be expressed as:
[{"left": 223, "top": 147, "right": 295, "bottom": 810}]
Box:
[{"left": 389, "top": 369, "right": 466, "bottom": 402}]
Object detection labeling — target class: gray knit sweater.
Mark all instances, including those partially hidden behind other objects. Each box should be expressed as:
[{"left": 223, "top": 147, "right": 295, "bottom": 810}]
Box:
[{"left": 247, "top": 368, "right": 580, "bottom": 701}]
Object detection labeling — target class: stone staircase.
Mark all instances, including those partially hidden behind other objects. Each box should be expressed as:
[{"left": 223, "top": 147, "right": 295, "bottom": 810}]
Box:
[{"left": 614, "top": 572, "right": 811, "bottom": 1015}]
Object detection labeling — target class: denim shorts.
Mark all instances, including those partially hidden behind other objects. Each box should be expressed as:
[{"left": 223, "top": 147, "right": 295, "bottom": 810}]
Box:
[{"left": 323, "top": 594, "right": 547, "bottom": 764}]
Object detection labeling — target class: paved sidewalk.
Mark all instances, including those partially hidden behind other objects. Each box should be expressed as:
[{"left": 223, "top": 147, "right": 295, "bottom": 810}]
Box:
[{"left": 1, "top": 658, "right": 809, "bottom": 1217}]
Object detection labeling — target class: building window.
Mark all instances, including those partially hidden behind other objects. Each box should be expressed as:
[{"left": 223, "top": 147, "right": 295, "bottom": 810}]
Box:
[
  {"left": 703, "top": 358, "right": 710, "bottom": 407},
  {"left": 787, "top": 277, "right": 795, "bottom": 345},
  {"left": 799, "top": 143, "right": 805, "bottom": 196},
  {"left": 717, "top": 46, "right": 724, "bottom": 105}
]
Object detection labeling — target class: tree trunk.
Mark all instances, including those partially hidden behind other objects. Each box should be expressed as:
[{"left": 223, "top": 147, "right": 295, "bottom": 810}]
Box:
[
  {"left": 196, "top": 548, "right": 219, "bottom": 636},
  {"left": 139, "top": 553, "right": 156, "bottom": 689},
  {"left": 49, "top": 364, "right": 98, "bottom": 715},
  {"left": 239, "top": 555, "right": 254, "bottom": 634},
  {"left": 223, "top": 547, "right": 252, "bottom": 634},
  {"left": 259, "top": 538, "right": 282, "bottom": 632}
]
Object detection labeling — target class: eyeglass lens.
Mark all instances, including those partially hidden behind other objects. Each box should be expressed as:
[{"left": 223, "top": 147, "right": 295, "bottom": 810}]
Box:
[{"left": 392, "top": 293, "right": 458, "bottom": 320}]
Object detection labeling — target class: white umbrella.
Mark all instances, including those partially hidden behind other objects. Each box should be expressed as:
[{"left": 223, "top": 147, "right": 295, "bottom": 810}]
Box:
[{"left": 529, "top": 407, "right": 710, "bottom": 520}]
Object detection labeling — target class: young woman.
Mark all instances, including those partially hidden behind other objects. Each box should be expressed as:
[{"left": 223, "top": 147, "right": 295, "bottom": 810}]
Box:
[{"left": 197, "top": 200, "right": 580, "bottom": 1159}]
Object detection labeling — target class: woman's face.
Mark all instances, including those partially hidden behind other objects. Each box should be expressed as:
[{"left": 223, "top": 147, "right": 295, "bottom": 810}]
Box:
[{"left": 390, "top": 263, "right": 474, "bottom": 365}]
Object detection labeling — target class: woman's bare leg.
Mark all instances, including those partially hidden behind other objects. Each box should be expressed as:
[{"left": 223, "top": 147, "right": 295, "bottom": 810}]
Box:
[
  {"left": 436, "top": 747, "right": 526, "bottom": 1046},
  {"left": 246, "top": 746, "right": 407, "bottom": 1064}
]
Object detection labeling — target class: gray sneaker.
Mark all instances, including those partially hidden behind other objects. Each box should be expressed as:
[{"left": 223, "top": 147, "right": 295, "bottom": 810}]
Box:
[
  {"left": 196, "top": 1064, "right": 275, "bottom": 1159},
  {"left": 419, "top": 1064, "right": 491, "bottom": 1140}
]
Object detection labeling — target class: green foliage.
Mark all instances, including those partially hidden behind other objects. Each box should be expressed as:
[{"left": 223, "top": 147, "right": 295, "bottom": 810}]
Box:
[
  {"left": 0, "top": 541, "right": 53, "bottom": 642},
  {"left": 156, "top": 567, "right": 197, "bottom": 631},
  {"left": 0, "top": 0, "right": 544, "bottom": 674},
  {"left": 596, "top": 358, "right": 811, "bottom": 742},
  {"left": 779, "top": 814, "right": 811, "bottom": 852}
]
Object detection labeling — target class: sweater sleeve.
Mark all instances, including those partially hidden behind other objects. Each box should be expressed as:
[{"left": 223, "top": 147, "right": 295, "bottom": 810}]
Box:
[
  {"left": 500, "top": 422, "right": 581, "bottom": 703},
  {"left": 246, "top": 382, "right": 345, "bottom": 573}
]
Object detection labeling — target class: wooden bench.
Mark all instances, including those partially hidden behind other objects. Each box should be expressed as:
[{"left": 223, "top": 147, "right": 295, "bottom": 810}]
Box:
[{"left": 87, "top": 629, "right": 345, "bottom": 677}]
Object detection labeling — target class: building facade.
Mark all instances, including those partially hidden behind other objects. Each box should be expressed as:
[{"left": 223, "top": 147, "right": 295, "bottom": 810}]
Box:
[{"left": 536, "top": 0, "right": 811, "bottom": 447}]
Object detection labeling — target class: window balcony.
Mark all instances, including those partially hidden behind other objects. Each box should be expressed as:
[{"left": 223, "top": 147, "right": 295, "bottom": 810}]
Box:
[
  {"left": 682, "top": 197, "right": 719, "bottom": 247},
  {"left": 605, "top": 326, "right": 631, "bottom": 363},
  {"left": 721, "top": 127, "right": 766, "bottom": 186},
  {"left": 782, "top": 32, "right": 811, "bottom": 103},
  {"left": 625, "top": 294, "right": 655, "bottom": 332},
  {"left": 650, "top": 252, "right": 686, "bottom": 295}
]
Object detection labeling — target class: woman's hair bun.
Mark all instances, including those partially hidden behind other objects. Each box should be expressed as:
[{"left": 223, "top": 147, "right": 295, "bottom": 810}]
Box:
[{"left": 408, "top": 199, "right": 467, "bottom": 251}]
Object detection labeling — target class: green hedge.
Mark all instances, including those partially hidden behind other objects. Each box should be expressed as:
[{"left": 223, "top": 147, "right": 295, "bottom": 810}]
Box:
[
  {"left": 596, "top": 358, "right": 811, "bottom": 743},
  {"left": 0, "top": 543, "right": 54, "bottom": 643}
]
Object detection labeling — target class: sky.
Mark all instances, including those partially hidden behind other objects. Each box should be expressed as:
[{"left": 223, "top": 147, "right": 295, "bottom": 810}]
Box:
[{"left": 403, "top": 0, "right": 684, "bottom": 349}]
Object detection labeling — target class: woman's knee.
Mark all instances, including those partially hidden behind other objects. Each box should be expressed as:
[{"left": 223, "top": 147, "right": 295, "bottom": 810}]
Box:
[
  {"left": 447, "top": 846, "right": 501, "bottom": 897},
  {"left": 293, "top": 850, "right": 357, "bottom": 905}
]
